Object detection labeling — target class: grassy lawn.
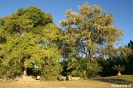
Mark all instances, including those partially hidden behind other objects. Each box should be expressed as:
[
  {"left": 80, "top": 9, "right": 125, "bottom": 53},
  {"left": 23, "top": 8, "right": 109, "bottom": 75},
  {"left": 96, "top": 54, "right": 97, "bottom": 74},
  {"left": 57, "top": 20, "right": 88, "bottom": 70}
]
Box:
[{"left": 0, "top": 75, "right": 133, "bottom": 88}]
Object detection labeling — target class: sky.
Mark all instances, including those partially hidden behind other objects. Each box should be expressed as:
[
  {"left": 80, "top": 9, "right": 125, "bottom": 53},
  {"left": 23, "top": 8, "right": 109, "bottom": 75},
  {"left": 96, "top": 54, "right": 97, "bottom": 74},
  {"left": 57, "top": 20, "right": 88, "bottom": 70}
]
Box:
[{"left": 0, "top": 0, "right": 133, "bottom": 47}]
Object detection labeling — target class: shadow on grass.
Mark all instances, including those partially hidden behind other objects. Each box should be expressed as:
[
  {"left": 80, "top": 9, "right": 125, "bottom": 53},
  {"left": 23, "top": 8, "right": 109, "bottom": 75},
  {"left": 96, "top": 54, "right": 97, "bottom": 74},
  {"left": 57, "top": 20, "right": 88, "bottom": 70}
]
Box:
[{"left": 93, "top": 77, "right": 133, "bottom": 85}]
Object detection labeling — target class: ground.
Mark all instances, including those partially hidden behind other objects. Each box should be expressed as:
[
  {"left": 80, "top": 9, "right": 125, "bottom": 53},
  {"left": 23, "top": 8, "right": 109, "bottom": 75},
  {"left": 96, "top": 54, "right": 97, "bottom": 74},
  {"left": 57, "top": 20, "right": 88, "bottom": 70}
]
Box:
[{"left": 0, "top": 75, "right": 133, "bottom": 88}]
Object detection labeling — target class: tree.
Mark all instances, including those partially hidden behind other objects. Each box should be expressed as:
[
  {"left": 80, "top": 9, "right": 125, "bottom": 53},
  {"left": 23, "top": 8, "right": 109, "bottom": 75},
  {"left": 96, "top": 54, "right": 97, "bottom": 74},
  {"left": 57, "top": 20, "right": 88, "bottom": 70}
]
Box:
[
  {"left": 112, "top": 64, "right": 125, "bottom": 75},
  {"left": 0, "top": 6, "right": 62, "bottom": 80},
  {"left": 59, "top": 2, "right": 124, "bottom": 78},
  {"left": 123, "top": 40, "right": 133, "bottom": 74},
  {"left": 128, "top": 40, "right": 133, "bottom": 50},
  {"left": 59, "top": 2, "right": 123, "bottom": 59}
]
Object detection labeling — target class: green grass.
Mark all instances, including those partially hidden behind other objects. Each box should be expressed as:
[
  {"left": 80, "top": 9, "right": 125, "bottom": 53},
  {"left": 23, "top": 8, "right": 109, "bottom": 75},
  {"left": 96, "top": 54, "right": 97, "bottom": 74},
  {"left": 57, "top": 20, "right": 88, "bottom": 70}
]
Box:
[{"left": 0, "top": 75, "right": 133, "bottom": 88}]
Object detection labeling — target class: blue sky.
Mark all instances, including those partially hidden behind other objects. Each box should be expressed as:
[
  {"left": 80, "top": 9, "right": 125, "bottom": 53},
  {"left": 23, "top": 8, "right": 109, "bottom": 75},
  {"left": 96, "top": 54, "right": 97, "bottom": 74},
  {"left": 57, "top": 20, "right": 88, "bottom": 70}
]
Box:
[{"left": 0, "top": 0, "right": 133, "bottom": 46}]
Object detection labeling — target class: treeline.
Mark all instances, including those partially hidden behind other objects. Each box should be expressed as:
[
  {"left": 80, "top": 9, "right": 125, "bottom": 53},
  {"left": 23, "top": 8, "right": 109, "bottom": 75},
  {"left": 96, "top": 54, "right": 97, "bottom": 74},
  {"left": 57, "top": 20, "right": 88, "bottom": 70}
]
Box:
[
  {"left": 0, "top": 2, "right": 132, "bottom": 80},
  {"left": 97, "top": 40, "right": 133, "bottom": 77}
]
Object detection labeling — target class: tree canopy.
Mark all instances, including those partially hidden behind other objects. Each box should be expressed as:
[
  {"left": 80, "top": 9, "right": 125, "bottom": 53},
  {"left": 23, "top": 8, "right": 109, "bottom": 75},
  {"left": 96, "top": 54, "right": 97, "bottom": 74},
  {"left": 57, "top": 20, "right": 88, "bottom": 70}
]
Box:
[
  {"left": 59, "top": 2, "right": 123, "bottom": 59},
  {"left": 0, "top": 6, "right": 62, "bottom": 80}
]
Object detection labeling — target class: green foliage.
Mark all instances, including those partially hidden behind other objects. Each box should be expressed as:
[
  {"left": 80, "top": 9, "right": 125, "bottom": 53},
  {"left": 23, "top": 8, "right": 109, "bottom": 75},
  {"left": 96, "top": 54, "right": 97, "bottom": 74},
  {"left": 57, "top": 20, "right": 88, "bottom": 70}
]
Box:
[
  {"left": 39, "top": 47, "right": 62, "bottom": 81},
  {"left": 67, "top": 57, "right": 102, "bottom": 79},
  {"left": 2, "top": 6, "right": 53, "bottom": 33},
  {"left": 0, "top": 58, "right": 22, "bottom": 79},
  {"left": 112, "top": 64, "right": 125, "bottom": 72},
  {"left": 41, "top": 62, "right": 62, "bottom": 81},
  {"left": 0, "top": 6, "right": 62, "bottom": 80},
  {"left": 59, "top": 2, "right": 125, "bottom": 78},
  {"left": 116, "top": 41, "right": 133, "bottom": 75},
  {"left": 0, "top": 2, "right": 131, "bottom": 80},
  {"left": 60, "top": 2, "right": 123, "bottom": 59},
  {"left": 117, "top": 46, "right": 132, "bottom": 60},
  {"left": 128, "top": 40, "right": 133, "bottom": 50},
  {"left": 0, "top": 33, "right": 44, "bottom": 77}
]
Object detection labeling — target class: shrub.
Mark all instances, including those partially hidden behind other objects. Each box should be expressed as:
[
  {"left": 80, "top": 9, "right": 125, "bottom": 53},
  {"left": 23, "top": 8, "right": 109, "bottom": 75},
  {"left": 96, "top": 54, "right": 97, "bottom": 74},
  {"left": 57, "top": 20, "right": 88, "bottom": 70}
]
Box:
[
  {"left": 66, "top": 57, "right": 102, "bottom": 79},
  {"left": 41, "top": 62, "right": 62, "bottom": 81}
]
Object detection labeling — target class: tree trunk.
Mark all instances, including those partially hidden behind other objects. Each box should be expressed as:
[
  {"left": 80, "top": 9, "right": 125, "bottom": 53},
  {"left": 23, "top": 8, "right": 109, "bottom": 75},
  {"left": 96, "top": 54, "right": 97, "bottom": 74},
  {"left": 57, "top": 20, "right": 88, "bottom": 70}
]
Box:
[
  {"left": 117, "top": 71, "right": 121, "bottom": 76},
  {"left": 22, "top": 68, "right": 27, "bottom": 79},
  {"left": 23, "top": 68, "right": 27, "bottom": 76},
  {"left": 67, "top": 75, "right": 72, "bottom": 81}
]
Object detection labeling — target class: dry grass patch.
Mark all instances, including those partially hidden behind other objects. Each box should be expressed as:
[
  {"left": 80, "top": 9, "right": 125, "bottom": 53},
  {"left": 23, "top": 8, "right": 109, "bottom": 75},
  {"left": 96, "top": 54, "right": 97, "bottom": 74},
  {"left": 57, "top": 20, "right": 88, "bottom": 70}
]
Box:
[
  {"left": 0, "top": 80, "right": 111, "bottom": 88},
  {"left": 0, "top": 75, "right": 133, "bottom": 88}
]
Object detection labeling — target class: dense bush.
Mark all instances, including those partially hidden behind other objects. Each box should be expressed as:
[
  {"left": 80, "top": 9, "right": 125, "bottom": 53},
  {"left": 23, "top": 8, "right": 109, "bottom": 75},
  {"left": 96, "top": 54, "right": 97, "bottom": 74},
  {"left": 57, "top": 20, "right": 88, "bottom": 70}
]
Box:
[
  {"left": 41, "top": 62, "right": 62, "bottom": 81},
  {"left": 66, "top": 57, "right": 102, "bottom": 79}
]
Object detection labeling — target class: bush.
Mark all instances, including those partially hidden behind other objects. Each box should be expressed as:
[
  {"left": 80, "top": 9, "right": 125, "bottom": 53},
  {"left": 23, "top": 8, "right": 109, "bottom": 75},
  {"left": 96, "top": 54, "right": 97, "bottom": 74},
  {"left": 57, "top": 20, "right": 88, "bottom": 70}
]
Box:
[
  {"left": 66, "top": 57, "right": 102, "bottom": 79},
  {"left": 41, "top": 62, "right": 62, "bottom": 81}
]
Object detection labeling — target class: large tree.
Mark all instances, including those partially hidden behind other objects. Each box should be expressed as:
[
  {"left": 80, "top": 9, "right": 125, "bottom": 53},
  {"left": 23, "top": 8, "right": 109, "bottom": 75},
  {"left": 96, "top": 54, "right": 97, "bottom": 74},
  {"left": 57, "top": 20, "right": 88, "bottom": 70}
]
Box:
[
  {"left": 0, "top": 6, "right": 62, "bottom": 80},
  {"left": 60, "top": 2, "right": 123, "bottom": 59},
  {"left": 59, "top": 2, "right": 125, "bottom": 78}
]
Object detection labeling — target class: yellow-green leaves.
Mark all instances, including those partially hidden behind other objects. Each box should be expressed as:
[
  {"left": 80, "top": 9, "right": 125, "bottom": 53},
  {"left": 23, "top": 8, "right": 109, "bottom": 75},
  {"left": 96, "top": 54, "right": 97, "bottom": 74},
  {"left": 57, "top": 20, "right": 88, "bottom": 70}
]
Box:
[
  {"left": 43, "top": 23, "right": 62, "bottom": 42},
  {"left": 2, "top": 6, "right": 53, "bottom": 34},
  {"left": 112, "top": 64, "right": 125, "bottom": 72},
  {"left": 60, "top": 9, "right": 84, "bottom": 26},
  {"left": 117, "top": 46, "right": 133, "bottom": 59},
  {"left": 60, "top": 2, "right": 123, "bottom": 58},
  {"left": 79, "top": 2, "right": 93, "bottom": 15},
  {"left": 0, "top": 6, "right": 62, "bottom": 79}
]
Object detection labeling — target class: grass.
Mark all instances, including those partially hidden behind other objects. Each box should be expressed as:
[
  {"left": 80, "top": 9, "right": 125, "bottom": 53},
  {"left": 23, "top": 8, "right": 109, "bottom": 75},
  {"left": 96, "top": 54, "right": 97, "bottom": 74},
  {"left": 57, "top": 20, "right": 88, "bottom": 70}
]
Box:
[
  {"left": 93, "top": 75, "right": 133, "bottom": 84},
  {"left": 0, "top": 75, "right": 133, "bottom": 88}
]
